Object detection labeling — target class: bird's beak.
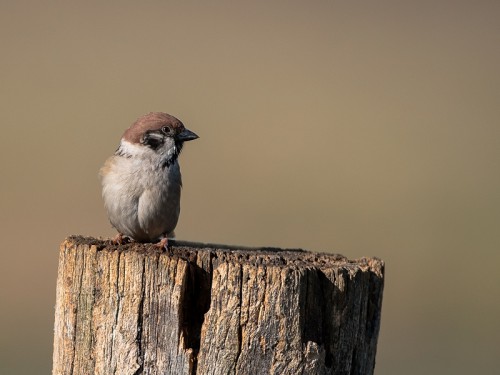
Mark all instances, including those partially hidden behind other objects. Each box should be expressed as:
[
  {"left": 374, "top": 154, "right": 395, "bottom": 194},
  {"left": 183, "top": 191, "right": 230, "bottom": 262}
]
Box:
[{"left": 176, "top": 128, "right": 199, "bottom": 142}]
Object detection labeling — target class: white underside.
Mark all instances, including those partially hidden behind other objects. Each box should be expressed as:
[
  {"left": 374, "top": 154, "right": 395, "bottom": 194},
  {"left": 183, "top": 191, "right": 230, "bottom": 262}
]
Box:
[{"left": 101, "top": 140, "right": 182, "bottom": 242}]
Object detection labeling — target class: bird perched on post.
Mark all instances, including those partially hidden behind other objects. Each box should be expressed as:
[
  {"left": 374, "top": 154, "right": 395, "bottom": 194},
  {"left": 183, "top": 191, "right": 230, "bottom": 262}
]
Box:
[{"left": 100, "top": 112, "right": 198, "bottom": 247}]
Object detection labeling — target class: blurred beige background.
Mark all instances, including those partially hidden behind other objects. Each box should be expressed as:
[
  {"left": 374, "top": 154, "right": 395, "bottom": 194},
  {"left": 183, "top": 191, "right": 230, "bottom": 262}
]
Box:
[{"left": 1, "top": 1, "right": 499, "bottom": 374}]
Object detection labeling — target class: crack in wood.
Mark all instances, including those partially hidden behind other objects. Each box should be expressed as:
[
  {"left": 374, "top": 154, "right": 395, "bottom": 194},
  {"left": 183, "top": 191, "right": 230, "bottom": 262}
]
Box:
[
  {"left": 179, "top": 259, "right": 212, "bottom": 375},
  {"left": 133, "top": 258, "right": 146, "bottom": 375}
]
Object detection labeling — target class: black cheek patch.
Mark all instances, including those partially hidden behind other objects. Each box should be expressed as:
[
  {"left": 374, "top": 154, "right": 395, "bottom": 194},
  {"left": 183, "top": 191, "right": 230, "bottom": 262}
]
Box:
[{"left": 141, "top": 131, "right": 163, "bottom": 150}]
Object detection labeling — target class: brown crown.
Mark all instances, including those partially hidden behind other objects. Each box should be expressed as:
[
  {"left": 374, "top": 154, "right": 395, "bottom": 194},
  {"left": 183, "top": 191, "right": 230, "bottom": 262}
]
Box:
[{"left": 122, "top": 112, "right": 185, "bottom": 144}]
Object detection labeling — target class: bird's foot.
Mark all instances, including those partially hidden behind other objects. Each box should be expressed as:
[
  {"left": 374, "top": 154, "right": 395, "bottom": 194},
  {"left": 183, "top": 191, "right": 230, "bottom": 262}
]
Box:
[
  {"left": 111, "top": 233, "right": 130, "bottom": 245},
  {"left": 155, "top": 237, "right": 169, "bottom": 249}
]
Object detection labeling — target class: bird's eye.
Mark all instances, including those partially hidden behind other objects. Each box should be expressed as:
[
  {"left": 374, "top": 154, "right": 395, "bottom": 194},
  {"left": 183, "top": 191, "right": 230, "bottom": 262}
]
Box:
[{"left": 161, "top": 126, "right": 171, "bottom": 134}]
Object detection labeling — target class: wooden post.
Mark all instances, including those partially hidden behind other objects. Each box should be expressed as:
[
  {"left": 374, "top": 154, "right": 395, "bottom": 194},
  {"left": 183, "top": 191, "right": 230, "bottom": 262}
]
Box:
[{"left": 52, "top": 236, "right": 384, "bottom": 375}]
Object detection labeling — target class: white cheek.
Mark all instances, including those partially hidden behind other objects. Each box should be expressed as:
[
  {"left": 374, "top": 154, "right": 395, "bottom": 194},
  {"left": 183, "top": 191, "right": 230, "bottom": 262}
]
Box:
[
  {"left": 119, "top": 140, "right": 141, "bottom": 154},
  {"left": 118, "top": 139, "right": 157, "bottom": 158}
]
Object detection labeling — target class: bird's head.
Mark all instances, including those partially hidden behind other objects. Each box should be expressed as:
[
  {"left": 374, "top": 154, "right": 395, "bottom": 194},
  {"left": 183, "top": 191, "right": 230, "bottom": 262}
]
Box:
[{"left": 121, "top": 112, "right": 198, "bottom": 165}]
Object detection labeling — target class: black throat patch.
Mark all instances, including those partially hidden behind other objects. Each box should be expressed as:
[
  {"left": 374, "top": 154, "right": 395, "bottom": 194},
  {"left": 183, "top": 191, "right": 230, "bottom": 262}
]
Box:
[{"left": 162, "top": 141, "right": 184, "bottom": 169}]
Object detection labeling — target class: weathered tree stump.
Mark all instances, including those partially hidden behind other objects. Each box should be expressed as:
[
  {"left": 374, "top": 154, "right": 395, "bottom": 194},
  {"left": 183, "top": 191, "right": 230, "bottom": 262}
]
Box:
[{"left": 52, "top": 236, "right": 384, "bottom": 375}]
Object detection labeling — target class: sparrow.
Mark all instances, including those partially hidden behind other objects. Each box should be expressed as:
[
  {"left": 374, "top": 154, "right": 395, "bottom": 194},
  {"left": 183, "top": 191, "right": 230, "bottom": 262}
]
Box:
[{"left": 100, "top": 112, "right": 198, "bottom": 246}]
